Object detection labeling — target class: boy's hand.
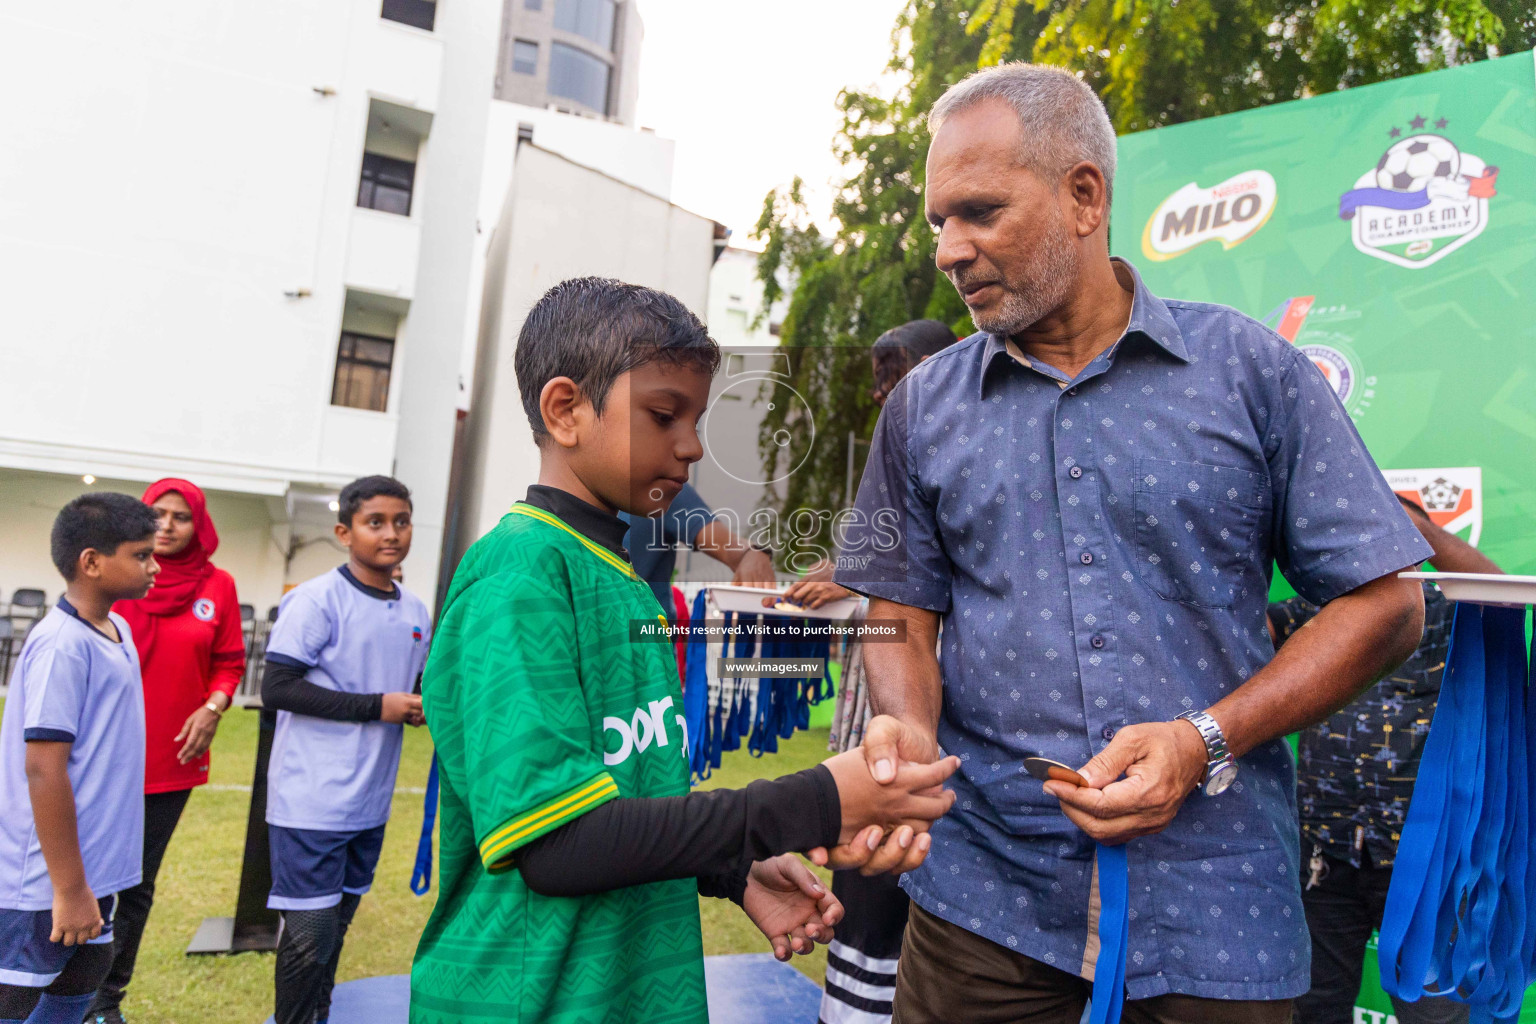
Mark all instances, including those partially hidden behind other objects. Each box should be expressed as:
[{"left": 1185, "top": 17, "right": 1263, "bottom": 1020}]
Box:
[
  {"left": 808, "top": 823, "right": 934, "bottom": 876},
  {"left": 741, "top": 855, "right": 842, "bottom": 962},
  {"left": 380, "top": 693, "right": 424, "bottom": 726},
  {"left": 50, "top": 884, "right": 102, "bottom": 946},
  {"left": 823, "top": 749, "right": 958, "bottom": 846}
]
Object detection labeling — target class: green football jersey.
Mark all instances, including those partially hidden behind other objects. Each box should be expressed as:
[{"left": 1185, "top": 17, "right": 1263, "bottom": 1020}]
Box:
[{"left": 410, "top": 503, "right": 705, "bottom": 1024}]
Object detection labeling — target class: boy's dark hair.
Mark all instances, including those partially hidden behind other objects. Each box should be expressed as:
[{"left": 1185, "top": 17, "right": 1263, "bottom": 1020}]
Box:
[
  {"left": 514, "top": 277, "right": 722, "bottom": 443},
  {"left": 51, "top": 492, "right": 158, "bottom": 580},
  {"left": 871, "top": 319, "right": 958, "bottom": 404},
  {"left": 338, "top": 475, "right": 413, "bottom": 526}
]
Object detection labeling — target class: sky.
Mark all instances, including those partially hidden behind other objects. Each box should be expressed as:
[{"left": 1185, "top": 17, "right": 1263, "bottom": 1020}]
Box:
[{"left": 633, "top": 0, "right": 910, "bottom": 249}]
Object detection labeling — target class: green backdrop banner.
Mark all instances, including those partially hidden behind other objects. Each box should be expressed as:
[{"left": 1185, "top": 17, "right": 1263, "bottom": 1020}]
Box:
[{"left": 1112, "top": 51, "right": 1536, "bottom": 578}]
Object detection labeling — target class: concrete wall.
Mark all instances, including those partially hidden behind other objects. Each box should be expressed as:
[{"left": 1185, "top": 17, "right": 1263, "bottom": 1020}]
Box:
[{"left": 455, "top": 142, "right": 717, "bottom": 557}]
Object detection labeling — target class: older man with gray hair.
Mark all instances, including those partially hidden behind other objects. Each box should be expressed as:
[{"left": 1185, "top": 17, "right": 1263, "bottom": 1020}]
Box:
[{"left": 835, "top": 63, "right": 1430, "bottom": 1022}]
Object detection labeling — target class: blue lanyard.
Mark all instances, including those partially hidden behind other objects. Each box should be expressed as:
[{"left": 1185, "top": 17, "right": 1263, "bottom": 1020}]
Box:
[
  {"left": 1378, "top": 602, "right": 1533, "bottom": 1021},
  {"left": 1089, "top": 842, "right": 1128, "bottom": 1024},
  {"left": 410, "top": 754, "right": 439, "bottom": 895},
  {"left": 683, "top": 589, "right": 712, "bottom": 784}
]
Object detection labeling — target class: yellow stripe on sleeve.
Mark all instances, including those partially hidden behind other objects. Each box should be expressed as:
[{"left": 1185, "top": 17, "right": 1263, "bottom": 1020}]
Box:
[{"left": 478, "top": 773, "right": 621, "bottom": 870}]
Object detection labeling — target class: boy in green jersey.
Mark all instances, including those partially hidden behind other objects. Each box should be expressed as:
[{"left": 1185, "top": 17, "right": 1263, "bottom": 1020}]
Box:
[{"left": 410, "top": 278, "right": 960, "bottom": 1024}]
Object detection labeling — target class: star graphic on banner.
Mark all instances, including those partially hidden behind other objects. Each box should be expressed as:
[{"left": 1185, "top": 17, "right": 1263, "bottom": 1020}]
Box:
[
  {"left": 1389, "top": 126, "right": 1402, "bottom": 138},
  {"left": 1434, "top": 117, "right": 1449, "bottom": 129},
  {"left": 1410, "top": 114, "right": 1427, "bottom": 129}
]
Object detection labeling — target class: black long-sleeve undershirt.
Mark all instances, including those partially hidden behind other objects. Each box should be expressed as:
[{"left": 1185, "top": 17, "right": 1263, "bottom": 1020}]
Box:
[
  {"left": 517, "top": 765, "right": 841, "bottom": 904},
  {"left": 260, "top": 657, "right": 382, "bottom": 722}
]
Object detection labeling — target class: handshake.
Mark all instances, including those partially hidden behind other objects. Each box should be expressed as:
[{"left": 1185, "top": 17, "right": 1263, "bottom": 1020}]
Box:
[{"left": 744, "top": 716, "right": 958, "bottom": 962}]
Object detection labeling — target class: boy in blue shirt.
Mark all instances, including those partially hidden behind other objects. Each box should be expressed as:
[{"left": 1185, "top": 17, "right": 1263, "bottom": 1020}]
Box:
[
  {"left": 0, "top": 493, "right": 158, "bottom": 1024},
  {"left": 260, "top": 475, "right": 430, "bottom": 1024}
]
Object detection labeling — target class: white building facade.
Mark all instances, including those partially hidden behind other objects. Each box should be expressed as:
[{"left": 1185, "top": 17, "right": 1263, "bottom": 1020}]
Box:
[
  {"left": 0, "top": 0, "right": 743, "bottom": 620},
  {"left": 1, "top": 0, "right": 492, "bottom": 613}
]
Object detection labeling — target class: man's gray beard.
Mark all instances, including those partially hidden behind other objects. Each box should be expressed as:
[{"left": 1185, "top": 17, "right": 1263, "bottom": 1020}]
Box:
[{"left": 965, "top": 218, "right": 1079, "bottom": 338}]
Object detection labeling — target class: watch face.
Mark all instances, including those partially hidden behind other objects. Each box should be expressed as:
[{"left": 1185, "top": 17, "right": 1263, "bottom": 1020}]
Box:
[{"left": 1205, "top": 762, "right": 1238, "bottom": 796}]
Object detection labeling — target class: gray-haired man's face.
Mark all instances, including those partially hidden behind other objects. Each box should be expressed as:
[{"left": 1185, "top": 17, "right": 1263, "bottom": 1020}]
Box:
[{"left": 925, "top": 99, "right": 1080, "bottom": 337}]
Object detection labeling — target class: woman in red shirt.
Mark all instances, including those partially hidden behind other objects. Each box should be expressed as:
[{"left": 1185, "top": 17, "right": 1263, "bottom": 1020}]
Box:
[{"left": 87, "top": 478, "right": 246, "bottom": 1024}]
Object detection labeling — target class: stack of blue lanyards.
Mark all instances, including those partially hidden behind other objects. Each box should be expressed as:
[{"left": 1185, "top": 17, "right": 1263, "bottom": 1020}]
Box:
[{"left": 1379, "top": 601, "right": 1535, "bottom": 1022}]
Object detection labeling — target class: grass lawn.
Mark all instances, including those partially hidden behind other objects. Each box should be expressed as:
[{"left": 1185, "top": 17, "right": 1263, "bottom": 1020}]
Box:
[{"left": 33, "top": 703, "right": 832, "bottom": 1022}]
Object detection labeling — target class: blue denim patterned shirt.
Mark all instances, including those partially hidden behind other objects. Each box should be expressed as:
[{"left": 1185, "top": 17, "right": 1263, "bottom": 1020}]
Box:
[{"left": 834, "top": 259, "right": 1431, "bottom": 1001}]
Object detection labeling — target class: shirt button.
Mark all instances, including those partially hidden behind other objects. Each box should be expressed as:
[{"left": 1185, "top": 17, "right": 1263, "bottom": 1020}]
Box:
[
  {"left": 1102, "top": 725, "right": 1116, "bottom": 740},
  {"left": 1069, "top": 466, "right": 1083, "bottom": 479},
  {"left": 1080, "top": 552, "right": 1094, "bottom": 565},
  {"left": 1091, "top": 634, "right": 1106, "bottom": 649}
]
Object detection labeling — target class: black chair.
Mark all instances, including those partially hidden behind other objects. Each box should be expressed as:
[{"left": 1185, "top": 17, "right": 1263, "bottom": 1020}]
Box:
[
  {"left": 239, "top": 603, "right": 255, "bottom": 623},
  {"left": 10, "top": 588, "right": 46, "bottom": 615},
  {"left": 7, "top": 589, "right": 47, "bottom": 640},
  {"left": 266, "top": 605, "right": 279, "bottom": 623},
  {"left": 0, "top": 618, "right": 14, "bottom": 683}
]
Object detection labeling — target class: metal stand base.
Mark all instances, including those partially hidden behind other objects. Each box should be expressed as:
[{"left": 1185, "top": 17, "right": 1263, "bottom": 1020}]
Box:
[
  {"left": 186, "top": 915, "right": 281, "bottom": 955},
  {"left": 186, "top": 705, "right": 282, "bottom": 956}
]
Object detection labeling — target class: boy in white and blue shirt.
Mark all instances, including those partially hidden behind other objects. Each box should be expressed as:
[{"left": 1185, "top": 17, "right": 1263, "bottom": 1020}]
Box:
[
  {"left": 0, "top": 494, "right": 158, "bottom": 1024},
  {"left": 260, "top": 475, "right": 430, "bottom": 1024}
]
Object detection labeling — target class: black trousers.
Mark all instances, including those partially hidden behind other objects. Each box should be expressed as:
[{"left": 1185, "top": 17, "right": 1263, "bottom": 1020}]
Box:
[
  {"left": 88, "top": 789, "right": 191, "bottom": 1013},
  {"left": 1294, "top": 844, "right": 1470, "bottom": 1024}
]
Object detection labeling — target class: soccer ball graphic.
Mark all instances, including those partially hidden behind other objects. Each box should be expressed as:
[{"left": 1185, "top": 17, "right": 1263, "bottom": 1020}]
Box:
[
  {"left": 1419, "top": 477, "right": 1463, "bottom": 513},
  {"left": 1375, "top": 134, "right": 1461, "bottom": 193}
]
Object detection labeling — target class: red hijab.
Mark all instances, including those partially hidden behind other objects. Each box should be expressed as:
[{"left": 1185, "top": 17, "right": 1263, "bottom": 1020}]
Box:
[{"left": 117, "top": 478, "right": 219, "bottom": 658}]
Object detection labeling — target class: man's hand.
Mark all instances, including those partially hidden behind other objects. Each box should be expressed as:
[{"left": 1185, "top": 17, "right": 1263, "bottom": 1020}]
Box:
[
  {"left": 742, "top": 854, "right": 842, "bottom": 961},
  {"left": 175, "top": 694, "right": 228, "bottom": 764},
  {"left": 1043, "top": 720, "right": 1208, "bottom": 845},
  {"left": 50, "top": 882, "right": 102, "bottom": 946},
  {"left": 380, "top": 692, "right": 425, "bottom": 726},
  {"left": 860, "top": 715, "right": 941, "bottom": 784},
  {"left": 808, "top": 823, "right": 933, "bottom": 876},
  {"left": 732, "top": 548, "right": 777, "bottom": 588},
  {"left": 823, "top": 748, "right": 957, "bottom": 845}
]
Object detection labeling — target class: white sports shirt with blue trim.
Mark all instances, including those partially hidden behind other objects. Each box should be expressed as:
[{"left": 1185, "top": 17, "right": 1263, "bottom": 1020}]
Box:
[
  {"left": 0, "top": 602, "right": 145, "bottom": 909},
  {"left": 265, "top": 568, "right": 431, "bottom": 832}
]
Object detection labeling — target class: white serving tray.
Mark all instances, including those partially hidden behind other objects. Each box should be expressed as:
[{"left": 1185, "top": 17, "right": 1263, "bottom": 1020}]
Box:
[
  {"left": 1400, "top": 572, "right": 1536, "bottom": 608},
  {"left": 707, "top": 584, "right": 862, "bottom": 621}
]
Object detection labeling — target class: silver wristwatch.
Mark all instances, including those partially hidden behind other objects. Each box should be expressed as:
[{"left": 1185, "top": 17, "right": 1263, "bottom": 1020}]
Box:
[{"left": 1176, "top": 710, "right": 1238, "bottom": 796}]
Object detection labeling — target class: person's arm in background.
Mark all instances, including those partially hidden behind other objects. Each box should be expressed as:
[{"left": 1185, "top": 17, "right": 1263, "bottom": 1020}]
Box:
[
  {"left": 659, "top": 481, "right": 777, "bottom": 587},
  {"left": 1400, "top": 499, "right": 1503, "bottom": 575},
  {"left": 693, "top": 519, "right": 775, "bottom": 587},
  {"left": 176, "top": 576, "right": 244, "bottom": 763}
]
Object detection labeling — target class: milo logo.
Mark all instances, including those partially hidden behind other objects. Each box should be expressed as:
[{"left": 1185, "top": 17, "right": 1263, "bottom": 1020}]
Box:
[{"left": 1141, "top": 170, "right": 1277, "bottom": 261}]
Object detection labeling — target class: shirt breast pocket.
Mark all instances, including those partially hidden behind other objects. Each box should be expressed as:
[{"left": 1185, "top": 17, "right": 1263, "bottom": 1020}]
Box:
[{"left": 1130, "top": 456, "right": 1270, "bottom": 609}]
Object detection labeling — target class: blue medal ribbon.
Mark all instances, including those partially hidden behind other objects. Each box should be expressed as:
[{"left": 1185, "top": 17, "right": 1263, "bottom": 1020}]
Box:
[
  {"left": 410, "top": 755, "right": 439, "bottom": 895},
  {"left": 1088, "top": 842, "right": 1129, "bottom": 1024},
  {"left": 1378, "top": 603, "right": 1534, "bottom": 1022}
]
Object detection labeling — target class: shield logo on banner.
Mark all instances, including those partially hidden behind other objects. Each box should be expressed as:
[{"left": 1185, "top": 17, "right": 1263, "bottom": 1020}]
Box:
[{"left": 1383, "top": 467, "right": 1482, "bottom": 546}]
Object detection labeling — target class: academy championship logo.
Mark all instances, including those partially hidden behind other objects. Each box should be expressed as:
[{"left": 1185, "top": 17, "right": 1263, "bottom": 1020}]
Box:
[
  {"left": 193, "top": 598, "right": 215, "bottom": 622},
  {"left": 1141, "top": 170, "right": 1277, "bottom": 261},
  {"left": 1384, "top": 467, "right": 1482, "bottom": 545},
  {"left": 1339, "top": 117, "right": 1499, "bottom": 269}
]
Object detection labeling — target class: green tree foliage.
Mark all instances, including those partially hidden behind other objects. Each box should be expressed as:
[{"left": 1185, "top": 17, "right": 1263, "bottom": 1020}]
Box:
[{"left": 753, "top": 0, "right": 1529, "bottom": 542}]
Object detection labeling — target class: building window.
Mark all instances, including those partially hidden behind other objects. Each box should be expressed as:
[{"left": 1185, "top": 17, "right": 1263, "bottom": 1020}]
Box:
[
  {"left": 549, "top": 43, "right": 610, "bottom": 113},
  {"left": 554, "top": 0, "right": 615, "bottom": 51},
  {"left": 332, "top": 332, "right": 395, "bottom": 412},
  {"left": 380, "top": 0, "right": 435, "bottom": 31},
  {"left": 357, "top": 152, "right": 416, "bottom": 216},
  {"left": 512, "top": 39, "right": 539, "bottom": 75}
]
